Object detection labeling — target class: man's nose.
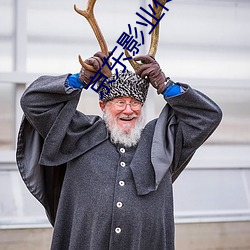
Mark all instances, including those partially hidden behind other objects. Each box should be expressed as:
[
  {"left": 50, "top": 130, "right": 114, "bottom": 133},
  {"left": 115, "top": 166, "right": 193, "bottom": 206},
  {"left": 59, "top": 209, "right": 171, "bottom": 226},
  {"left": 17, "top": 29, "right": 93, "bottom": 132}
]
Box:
[{"left": 122, "top": 104, "right": 134, "bottom": 115}]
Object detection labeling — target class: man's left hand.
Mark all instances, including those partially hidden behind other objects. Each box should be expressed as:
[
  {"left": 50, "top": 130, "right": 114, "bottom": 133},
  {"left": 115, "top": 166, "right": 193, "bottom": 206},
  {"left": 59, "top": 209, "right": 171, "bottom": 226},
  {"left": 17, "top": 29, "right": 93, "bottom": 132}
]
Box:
[{"left": 134, "top": 55, "right": 167, "bottom": 94}]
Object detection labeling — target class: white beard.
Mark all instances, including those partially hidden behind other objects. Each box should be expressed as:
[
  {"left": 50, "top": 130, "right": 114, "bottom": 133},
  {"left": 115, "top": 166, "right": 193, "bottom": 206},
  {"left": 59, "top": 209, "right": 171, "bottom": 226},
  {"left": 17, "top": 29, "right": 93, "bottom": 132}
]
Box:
[{"left": 103, "top": 109, "right": 145, "bottom": 147}]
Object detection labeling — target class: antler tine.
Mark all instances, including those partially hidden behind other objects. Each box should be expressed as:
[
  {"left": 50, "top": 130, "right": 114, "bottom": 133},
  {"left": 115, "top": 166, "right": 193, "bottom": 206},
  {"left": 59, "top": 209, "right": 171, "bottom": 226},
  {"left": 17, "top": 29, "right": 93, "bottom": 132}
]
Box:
[
  {"left": 127, "top": 0, "right": 168, "bottom": 71},
  {"left": 125, "top": 49, "right": 141, "bottom": 71},
  {"left": 148, "top": 0, "right": 166, "bottom": 57},
  {"left": 74, "top": 0, "right": 112, "bottom": 77}
]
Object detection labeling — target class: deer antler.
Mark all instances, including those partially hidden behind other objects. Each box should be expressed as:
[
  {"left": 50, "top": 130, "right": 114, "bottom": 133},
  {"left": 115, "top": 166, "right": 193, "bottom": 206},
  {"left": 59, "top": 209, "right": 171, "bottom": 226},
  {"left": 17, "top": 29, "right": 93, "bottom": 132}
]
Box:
[
  {"left": 74, "top": 0, "right": 112, "bottom": 77},
  {"left": 126, "top": 0, "right": 168, "bottom": 71}
]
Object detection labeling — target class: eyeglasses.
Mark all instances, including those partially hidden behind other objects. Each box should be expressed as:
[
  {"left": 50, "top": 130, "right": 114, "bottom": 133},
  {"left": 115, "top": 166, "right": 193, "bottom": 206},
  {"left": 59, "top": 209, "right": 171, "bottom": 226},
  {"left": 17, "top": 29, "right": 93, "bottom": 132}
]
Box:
[{"left": 109, "top": 100, "right": 142, "bottom": 111}]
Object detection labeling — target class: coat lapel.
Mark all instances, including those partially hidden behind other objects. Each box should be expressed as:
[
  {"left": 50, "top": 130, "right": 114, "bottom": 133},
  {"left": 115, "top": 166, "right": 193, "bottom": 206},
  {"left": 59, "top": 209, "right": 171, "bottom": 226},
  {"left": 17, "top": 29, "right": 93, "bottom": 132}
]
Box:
[{"left": 130, "top": 105, "right": 177, "bottom": 196}]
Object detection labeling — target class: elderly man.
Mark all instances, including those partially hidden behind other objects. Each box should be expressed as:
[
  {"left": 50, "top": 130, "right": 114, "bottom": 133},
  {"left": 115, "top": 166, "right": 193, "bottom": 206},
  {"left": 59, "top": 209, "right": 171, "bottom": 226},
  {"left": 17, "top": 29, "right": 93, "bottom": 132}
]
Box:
[{"left": 17, "top": 52, "right": 222, "bottom": 250}]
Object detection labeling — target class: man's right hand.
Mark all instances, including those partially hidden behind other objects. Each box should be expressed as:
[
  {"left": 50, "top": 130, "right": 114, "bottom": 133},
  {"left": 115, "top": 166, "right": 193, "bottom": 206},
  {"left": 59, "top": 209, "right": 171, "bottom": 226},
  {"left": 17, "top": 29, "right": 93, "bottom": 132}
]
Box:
[{"left": 79, "top": 51, "right": 109, "bottom": 85}]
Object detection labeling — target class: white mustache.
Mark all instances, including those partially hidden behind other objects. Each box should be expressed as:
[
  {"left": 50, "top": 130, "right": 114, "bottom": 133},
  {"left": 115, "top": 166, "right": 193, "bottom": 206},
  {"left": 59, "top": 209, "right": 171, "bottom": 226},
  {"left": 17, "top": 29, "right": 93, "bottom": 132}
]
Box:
[{"left": 118, "top": 114, "right": 138, "bottom": 119}]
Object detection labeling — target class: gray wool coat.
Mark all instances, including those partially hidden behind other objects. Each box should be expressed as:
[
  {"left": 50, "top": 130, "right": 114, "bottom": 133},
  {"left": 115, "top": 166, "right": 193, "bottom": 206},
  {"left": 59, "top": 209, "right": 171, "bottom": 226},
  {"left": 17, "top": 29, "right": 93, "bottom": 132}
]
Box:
[{"left": 16, "top": 74, "right": 222, "bottom": 250}]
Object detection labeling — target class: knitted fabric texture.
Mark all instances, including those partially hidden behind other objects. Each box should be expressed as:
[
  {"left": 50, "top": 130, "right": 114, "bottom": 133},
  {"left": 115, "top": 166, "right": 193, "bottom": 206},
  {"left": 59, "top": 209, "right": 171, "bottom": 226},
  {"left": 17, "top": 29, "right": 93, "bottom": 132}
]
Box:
[{"left": 99, "top": 69, "right": 149, "bottom": 103}]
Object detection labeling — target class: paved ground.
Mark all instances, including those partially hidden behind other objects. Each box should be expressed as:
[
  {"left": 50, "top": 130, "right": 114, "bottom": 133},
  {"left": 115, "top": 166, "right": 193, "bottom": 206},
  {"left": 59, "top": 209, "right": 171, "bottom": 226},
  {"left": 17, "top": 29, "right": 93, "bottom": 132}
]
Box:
[{"left": 1, "top": 221, "right": 250, "bottom": 250}]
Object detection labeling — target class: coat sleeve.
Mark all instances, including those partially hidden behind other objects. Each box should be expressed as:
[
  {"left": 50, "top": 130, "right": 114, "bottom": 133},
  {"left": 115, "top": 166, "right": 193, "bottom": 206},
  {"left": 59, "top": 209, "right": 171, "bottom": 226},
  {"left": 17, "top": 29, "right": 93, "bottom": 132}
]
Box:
[
  {"left": 20, "top": 74, "right": 82, "bottom": 139},
  {"left": 164, "top": 84, "right": 223, "bottom": 182},
  {"left": 20, "top": 74, "right": 108, "bottom": 166}
]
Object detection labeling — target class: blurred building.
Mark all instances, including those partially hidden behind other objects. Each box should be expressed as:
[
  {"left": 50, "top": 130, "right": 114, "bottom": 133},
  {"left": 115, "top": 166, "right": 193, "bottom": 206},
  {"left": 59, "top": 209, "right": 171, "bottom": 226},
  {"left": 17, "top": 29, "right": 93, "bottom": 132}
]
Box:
[{"left": 0, "top": 0, "right": 250, "bottom": 249}]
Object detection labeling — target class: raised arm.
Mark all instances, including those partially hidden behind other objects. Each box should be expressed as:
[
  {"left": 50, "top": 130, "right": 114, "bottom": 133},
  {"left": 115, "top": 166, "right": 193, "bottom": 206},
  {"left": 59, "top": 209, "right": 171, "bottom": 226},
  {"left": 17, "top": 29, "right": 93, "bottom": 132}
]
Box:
[
  {"left": 165, "top": 84, "right": 222, "bottom": 181},
  {"left": 20, "top": 52, "right": 108, "bottom": 139},
  {"left": 134, "top": 55, "right": 222, "bottom": 181}
]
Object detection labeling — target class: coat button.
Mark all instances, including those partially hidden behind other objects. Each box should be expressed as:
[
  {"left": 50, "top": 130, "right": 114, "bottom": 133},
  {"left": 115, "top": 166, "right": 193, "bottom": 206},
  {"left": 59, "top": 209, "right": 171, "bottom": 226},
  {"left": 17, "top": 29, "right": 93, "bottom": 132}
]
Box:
[
  {"left": 117, "top": 202, "right": 123, "bottom": 208},
  {"left": 119, "top": 181, "right": 125, "bottom": 186},
  {"left": 120, "top": 162, "right": 126, "bottom": 167},
  {"left": 115, "top": 227, "right": 122, "bottom": 234},
  {"left": 120, "top": 148, "right": 125, "bottom": 153}
]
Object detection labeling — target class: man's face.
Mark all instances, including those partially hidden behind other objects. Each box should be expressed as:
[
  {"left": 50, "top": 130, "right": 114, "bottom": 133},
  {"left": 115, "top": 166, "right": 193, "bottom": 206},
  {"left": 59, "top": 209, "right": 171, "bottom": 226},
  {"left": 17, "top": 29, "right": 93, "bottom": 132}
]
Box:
[{"left": 99, "top": 96, "right": 142, "bottom": 133}]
